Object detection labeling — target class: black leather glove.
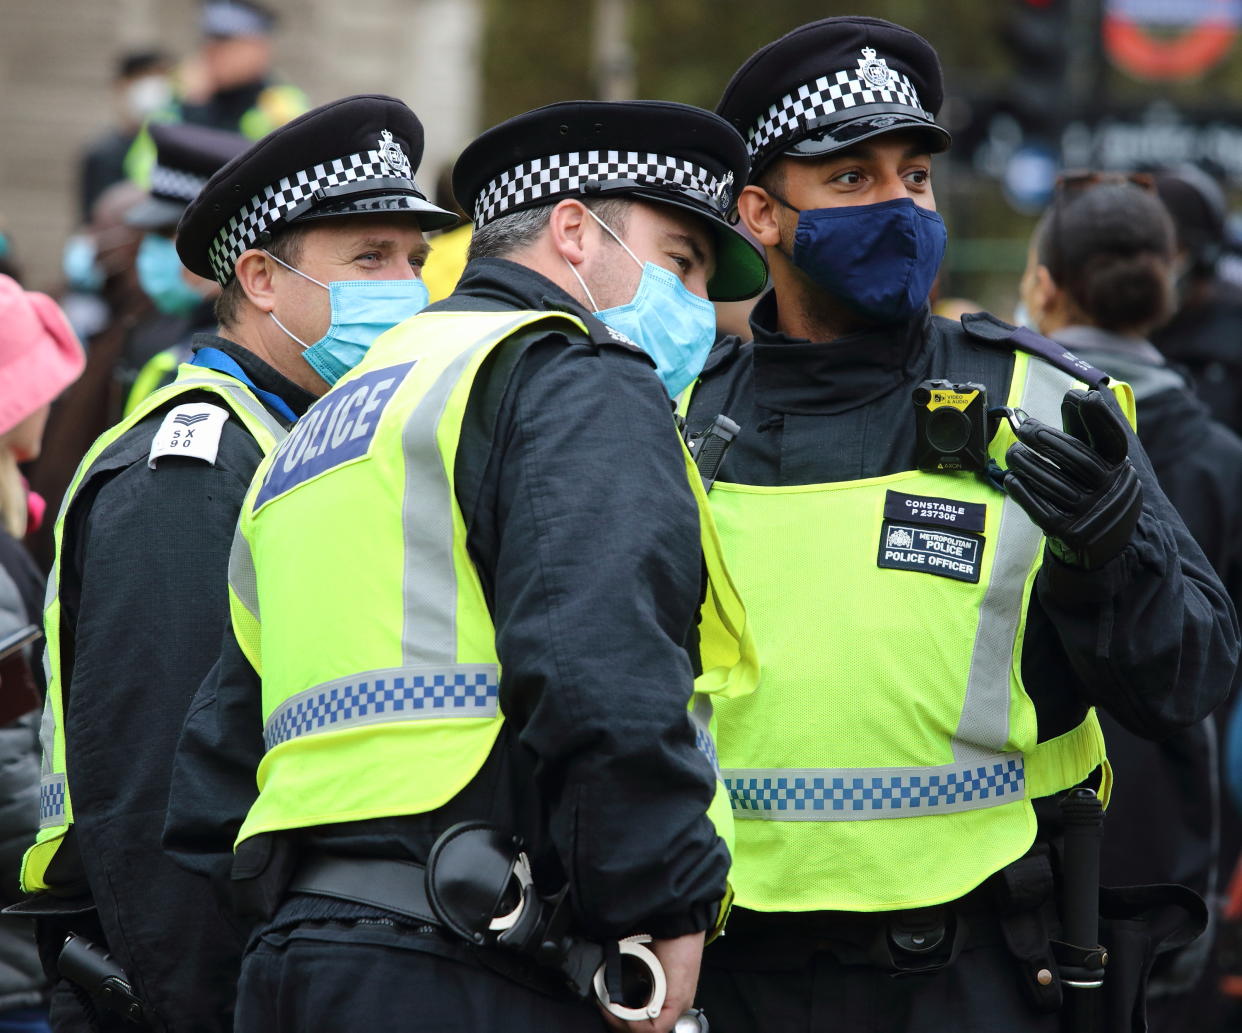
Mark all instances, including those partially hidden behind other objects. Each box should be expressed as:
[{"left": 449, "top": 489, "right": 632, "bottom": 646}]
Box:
[{"left": 1002, "top": 389, "right": 1143, "bottom": 570}]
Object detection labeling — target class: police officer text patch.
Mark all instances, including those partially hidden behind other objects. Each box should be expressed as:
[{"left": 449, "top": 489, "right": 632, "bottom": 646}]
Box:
[
  {"left": 148, "top": 403, "right": 230, "bottom": 469},
  {"left": 877, "top": 521, "right": 983, "bottom": 583},
  {"left": 254, "top": 361, "right": 415, "bottom": 509},
  {"left": 883, "top": 490, "right": 985, "bottom": 532}
]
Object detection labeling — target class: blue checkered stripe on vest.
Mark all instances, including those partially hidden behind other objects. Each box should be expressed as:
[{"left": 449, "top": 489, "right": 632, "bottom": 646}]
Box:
[
  {"left": 727, "top": 756, "right": 1025, "bottom": 820},
  {"left": 694, "top": 720, "right": 719, "bottom": 776},
  {"left": 39, "top": 775, "right": 66, "bottom": 826},
  {"left": 264, "top": 665, "right": 500, "bottom": 751}
]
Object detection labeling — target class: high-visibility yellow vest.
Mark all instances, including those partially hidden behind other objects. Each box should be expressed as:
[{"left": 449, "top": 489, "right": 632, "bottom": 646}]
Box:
[
  {"left": 21, "top": 364, "right": 286, "bottom": 892},
  {"left": 123, "top": 346, "right": 183, "bottom": 416},
  {"left": 688, "top": 351, "right": 1132, "bottom": 913},
  {"left": 230, "top": 309, "right": 756, "bottom": 851}
]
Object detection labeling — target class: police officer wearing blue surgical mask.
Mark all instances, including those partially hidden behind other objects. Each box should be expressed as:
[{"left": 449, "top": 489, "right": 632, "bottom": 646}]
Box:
[
  {"left": 10, "top": 95, "right": 455, "bottom": 1033},
  {"left": 685, "top": 17, "right": 1237, "bottom": 1033},
  {"left": 165, "top": 99, "right": 767, "bottom": 1033}
]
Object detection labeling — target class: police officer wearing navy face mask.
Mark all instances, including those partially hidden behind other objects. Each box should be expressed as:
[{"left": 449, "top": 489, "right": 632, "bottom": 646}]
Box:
[
  {"left": 685, "top": 16, "right": 1239, "bottom": 1033},
  {"left": 9, "top": 94, "right": 454, "bottom": 1033}
]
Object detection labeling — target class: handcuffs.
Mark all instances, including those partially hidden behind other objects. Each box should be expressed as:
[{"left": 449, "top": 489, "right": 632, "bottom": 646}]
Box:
[{"left": 425, "top": 822, "right": 709, "bottom": 1029}]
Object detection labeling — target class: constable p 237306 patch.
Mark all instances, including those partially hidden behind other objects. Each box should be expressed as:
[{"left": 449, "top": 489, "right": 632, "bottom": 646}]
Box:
[
  {"left": 877, "top": 521, "right": 983, "bottom": 584},
  {"left": 253, "top": 361, "right": 415, "bottom": 509},
  {"left": 883, "top": 489, "right": 985, "bottom": 532}
]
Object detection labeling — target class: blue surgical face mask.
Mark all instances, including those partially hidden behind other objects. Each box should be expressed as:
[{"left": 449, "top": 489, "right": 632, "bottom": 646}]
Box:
[
  {"left": 566, "top": 209, "right": 717, "bottom": 399},
  {"left": 264, "top": 251, "right": 431, "bottom": 386},
  {"left": 62, "top": 233, "right": 104, "bottom": 293},
  {"left": 137, "top": 233, "right": 206, "bottom": 316},
  {"left": 774, "top": 195, "right": 947, "bottom": 325}
]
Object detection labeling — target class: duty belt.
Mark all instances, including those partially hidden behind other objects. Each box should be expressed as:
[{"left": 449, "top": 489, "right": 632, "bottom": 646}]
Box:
[
  {"left": 286, "top": 824, "right": 701, "bottom": 1026},
  {"left": 290, "top": 854, "right": 437, "bottom": 925}
]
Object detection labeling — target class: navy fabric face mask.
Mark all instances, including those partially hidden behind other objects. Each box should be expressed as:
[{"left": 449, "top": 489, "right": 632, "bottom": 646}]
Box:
[{"left": 777, "top": 195, "right": 947, "bottom": 325}]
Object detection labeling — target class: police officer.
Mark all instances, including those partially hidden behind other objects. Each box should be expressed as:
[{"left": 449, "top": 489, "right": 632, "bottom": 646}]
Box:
[
  {"left": 182, "top": 0, "right": 308, "bottom": 140},
  {"left": 685, "top": 17, "right": 1239, "bottom": 1032},
  {"left": 164, "top": 100, "right": 767, "bottom": 1033},
  {"left": 123, "top": 122, "right": 248, "bottom": 413},
  {"left": 14, "top": 95, "right": 453, "bottom": 1032}
]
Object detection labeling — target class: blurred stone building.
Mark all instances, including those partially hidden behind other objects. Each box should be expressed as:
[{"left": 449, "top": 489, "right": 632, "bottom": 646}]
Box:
[{"left": 0, "top": 0, "right": 481, "bottom": 288}]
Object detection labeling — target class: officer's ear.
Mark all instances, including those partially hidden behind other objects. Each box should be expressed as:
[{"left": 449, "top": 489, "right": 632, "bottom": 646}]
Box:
[
  {"left": 547, "top": 199, "right": 592, "bottom": 267},
  {"left": 233, "top": 249, "right": 281, "bottom": 314},
  {"left": 737, "top": 185, "right": 783, "bottom": 248}
]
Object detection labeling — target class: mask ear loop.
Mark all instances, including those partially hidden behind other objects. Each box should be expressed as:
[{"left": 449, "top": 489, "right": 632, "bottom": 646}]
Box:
[
  {"left": 583, "top": 207, "right": 644, "bottom": 271},
  {"left": 563, "top": 258, "right": 600, "bottom": 312},
  {"left": 262, "top": 248, "right": 327, "bottom": 349}
]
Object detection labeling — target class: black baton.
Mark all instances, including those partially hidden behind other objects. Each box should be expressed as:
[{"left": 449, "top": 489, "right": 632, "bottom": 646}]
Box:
[{"left": 1059, "top": 788, "right": 1106, "bottom": 1033}]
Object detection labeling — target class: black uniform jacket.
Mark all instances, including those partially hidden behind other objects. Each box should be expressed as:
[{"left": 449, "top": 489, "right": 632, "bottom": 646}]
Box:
[
  {"left": 42, "top": 337, "right": 312, "bottom": 1033},
  {"left": 684, "top": 296, "right": 1236, "bottom": 753},
  {"left": 1057, "top": 326, "right": 1242, "bottom": 899},
  {"left": 164, "top": 259, "right": 730, "bottom": 953}
]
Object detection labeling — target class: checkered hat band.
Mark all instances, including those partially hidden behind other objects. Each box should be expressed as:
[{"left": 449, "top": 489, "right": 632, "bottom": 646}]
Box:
[
  {"left": 748, "top": 67, "right": 930, "bottom": 159},
  {"left": 150, "top": 164, "right": 208, "bottom": 204},
  {"left": 474, "top": 151, "right": 725, "bottom": 226},
  {"left": 208, "top": 147, "right": 414, "bottom": 282}
]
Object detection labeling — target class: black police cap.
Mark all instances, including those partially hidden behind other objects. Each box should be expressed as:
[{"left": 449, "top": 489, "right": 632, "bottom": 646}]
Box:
[
  {"left": 177, "top": 94, "right": 457, "bottom": 284},
  {"left": 453, "top": 100, "right": 767, "bottom": 302},
  {"left": 201, "top": 0, "right": 277, "bottom": 38},
  {"left": 127, "top": 123, "right": 249, "bottom": 231},
  {"left": 718, "top": 16, "right": 951, "bottom": 179}
]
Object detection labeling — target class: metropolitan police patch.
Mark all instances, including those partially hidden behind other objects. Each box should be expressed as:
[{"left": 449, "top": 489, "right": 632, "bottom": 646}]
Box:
[{"left": 877, "top": 520, "right": 983, "bottom": 583}]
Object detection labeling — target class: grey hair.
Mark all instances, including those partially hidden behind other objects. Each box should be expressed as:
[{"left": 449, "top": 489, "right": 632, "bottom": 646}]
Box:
[{"left": 467, "top": 198, "right": 631, "bottom": 262}]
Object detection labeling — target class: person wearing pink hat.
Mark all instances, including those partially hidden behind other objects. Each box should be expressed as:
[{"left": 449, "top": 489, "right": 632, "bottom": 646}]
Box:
[
  {"left": 0, "top": 275, "right": 83, "bottom": 1033},
  {"left": 0, "top": 275, "right": 87, "bottom": 535}
]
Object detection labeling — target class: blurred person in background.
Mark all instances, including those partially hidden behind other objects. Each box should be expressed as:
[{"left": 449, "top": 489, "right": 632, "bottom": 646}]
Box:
[
  {"left": 181, "top": 0, "right": 307, "bottom": 141},
  {"left": 10, "top": 95, "right": 451, "bottom": 1033},
  {"left": 121, "top": 122, "right": 248, "bottom": 414},
  {"left": 77, "top": 51, "right": 174, "bottom": 223},
  {"left": 1150, "top": 165, "right": 1242, "bottom": 436},
  {"left": 1020, "top": 172, "right": 1242, "bottom": 1033},
  {"left": 0, "top": 277, "right": 85, "bottom": 1033},
  {"left": 29, "top": 184, "right": 150, "bottom": 571}
]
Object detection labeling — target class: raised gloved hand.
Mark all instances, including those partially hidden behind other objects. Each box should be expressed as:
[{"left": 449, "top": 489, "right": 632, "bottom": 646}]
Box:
[{"left": 1002, "top": 389, "right": 1143, "bottom": 570}]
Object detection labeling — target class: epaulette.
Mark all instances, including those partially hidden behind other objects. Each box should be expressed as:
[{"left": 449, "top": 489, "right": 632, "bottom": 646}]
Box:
[
  {"left": 578, "top": 310, "right": 645, "bottom": 354},
  {"left": 959, "top": 312, "right": 1110, "bottom": 388},
  {"left": 148, "top": 402, "right": 231, "bottom": 469}
]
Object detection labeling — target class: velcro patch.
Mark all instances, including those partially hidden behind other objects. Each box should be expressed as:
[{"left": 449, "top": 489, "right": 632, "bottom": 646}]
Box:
[
  {"left": 254, "top": 361, "right": 415, "bottom": 509},
  {"left": 148, "top": 403, "right": 230, "bottom": 469},
  {"left": 877, "top": 521, "right": 983, "bottom": 583},
  {"left": 884, "top": 490, "right": 986, "bottom": 532}
]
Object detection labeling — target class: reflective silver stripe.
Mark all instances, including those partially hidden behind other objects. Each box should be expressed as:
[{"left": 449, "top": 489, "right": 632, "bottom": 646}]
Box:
[
  {"left": 726, "top": 754, "right": 1025, "bottom": 821},
  {"left": 399, "top": 314, "right": 536, "bottom": 665},
  {"left": 263, "top": 663, "right": 500, "bottom": 750},
  {"left": 39, "top": 774, "right": 66, "bottom": 828},
  {"left": 952, "top": 357, "right": 1069, "bottom": 766},
  {"left": 228, "top": 523, "right": 260, "bottom": 624},
  {"left": 691, "top": 695, "right": 718, "bottom": 777},
  {"left": 174, "top": 376, "right": 286, "bottom": 444}
]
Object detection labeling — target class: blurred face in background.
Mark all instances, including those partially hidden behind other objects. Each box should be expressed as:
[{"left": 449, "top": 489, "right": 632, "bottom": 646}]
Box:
[
  {"left": 201, "top": 34, "right": 273, "bottom": 91},
  {"left": 115, "top": 66, "right": 172, "bottom": 130},
  {"left": 2, "top": 406, "right": 50, "bottom": 464}
]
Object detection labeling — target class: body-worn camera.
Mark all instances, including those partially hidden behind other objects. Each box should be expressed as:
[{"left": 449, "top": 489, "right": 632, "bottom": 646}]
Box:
[{"left": 913, "top": 380, "right": 989, "bottom": 472}]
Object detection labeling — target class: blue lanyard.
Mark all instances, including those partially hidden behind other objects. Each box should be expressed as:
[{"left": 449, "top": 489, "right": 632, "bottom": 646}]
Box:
[{"left": 190, "top": 346, "right": 298, "bottom": 424}]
